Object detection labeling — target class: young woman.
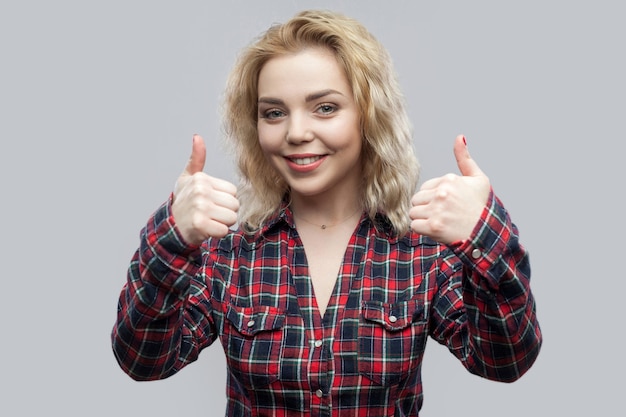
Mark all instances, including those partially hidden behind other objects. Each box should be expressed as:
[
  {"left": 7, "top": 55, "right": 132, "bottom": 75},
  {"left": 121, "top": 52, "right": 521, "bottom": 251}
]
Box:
[{"left": 112, "top": 9, "right": 542, "bottom": 416}]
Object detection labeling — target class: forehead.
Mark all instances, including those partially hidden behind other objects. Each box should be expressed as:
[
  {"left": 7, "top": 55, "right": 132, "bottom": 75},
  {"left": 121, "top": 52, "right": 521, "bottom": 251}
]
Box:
[{"left": 257, "top": 47, "right": 351, "bottom": 96}]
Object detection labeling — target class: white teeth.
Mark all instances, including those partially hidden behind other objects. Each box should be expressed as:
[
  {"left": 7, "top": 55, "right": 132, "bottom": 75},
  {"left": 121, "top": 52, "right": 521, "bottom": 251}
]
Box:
[{"left": 291, "top": 156, "right": 321, "bottom": 165}]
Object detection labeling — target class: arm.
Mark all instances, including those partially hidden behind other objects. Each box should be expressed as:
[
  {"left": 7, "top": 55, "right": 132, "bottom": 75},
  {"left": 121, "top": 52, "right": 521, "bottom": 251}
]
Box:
[
  {"left": 112, "top": 134, "right": 239, "bottom": 380},
  {"left": 431, "top": 191, "right": 542, "bottom": 382},
  {"left": 111, "top": 198, "right": 217, "bottom": 381},
  {"left": 411, "top": 135, "right": 541, "bottom": 381}
]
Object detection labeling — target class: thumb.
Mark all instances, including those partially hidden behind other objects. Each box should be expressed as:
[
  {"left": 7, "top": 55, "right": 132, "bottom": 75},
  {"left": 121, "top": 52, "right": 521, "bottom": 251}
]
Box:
[
  {"left": 184, "top": 134, "right": 206, "bottom": 175},
  {"left": 454, "top": 134, "right": 484, "bottom": 177}
]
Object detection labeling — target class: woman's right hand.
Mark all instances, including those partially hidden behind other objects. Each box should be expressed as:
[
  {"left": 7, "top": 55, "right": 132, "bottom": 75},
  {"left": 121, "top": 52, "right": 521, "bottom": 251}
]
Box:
[{"left": 172, "top": 134, "right": 240, "bottom": 244}]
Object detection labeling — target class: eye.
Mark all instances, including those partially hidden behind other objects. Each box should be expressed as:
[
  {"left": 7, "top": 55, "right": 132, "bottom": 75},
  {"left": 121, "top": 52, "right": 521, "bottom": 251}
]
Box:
[
  {"left": 316, "top": 103, "right": 337, "bottom": 115},
  {"left": 260, "top": 109, "right": 285, "bottom": 120}
]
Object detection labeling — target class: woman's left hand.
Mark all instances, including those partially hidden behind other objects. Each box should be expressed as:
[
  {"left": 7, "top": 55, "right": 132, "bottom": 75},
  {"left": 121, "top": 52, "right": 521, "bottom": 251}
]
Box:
[{"left": 409, "top": 135, "right": 491, "bottom": 245}]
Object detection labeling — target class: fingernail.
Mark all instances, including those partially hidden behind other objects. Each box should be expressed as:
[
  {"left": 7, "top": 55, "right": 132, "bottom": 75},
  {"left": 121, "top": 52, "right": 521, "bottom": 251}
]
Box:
[{"left": 462, "top": 135, "right": 467, "bottom": 145}]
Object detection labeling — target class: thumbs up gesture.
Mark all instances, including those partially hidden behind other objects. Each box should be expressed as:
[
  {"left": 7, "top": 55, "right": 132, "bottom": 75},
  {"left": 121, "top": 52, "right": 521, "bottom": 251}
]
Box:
[
  {"left": 172, "top": 134, "right": 240, "bottom": 244},
  {"left": 409, "top": 135, "right": 491, "bottom": 244}
]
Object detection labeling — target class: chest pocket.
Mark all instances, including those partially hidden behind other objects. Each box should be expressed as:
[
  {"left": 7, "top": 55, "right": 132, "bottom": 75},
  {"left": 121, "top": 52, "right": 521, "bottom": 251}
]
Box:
[
  {"left": 358, "top": 299, "right": 427, "bottom": 386},
  {"left": 223, "top": 304, "right": 286, "bottom": 389}
]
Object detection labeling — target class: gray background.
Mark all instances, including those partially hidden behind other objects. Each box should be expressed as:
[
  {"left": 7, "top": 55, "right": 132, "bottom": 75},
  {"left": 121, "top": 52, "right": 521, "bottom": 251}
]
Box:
[{"left": 1, "top": 0, "right": 623, "bottom": 415}]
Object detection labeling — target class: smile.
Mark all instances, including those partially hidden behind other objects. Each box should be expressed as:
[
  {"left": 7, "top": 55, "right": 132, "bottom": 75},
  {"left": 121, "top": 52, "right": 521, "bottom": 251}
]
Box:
[
  {"left": 284, "top": 154, "right": 327, "bottom": 173},
  {"left": 289, "top": 156, "right": 323, "bottom": 165}
]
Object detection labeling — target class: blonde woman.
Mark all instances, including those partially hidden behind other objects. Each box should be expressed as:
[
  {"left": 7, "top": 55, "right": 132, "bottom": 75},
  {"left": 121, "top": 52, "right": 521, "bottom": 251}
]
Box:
[{"left": 112, "top": 10, "right": 541, "bottom": 416}]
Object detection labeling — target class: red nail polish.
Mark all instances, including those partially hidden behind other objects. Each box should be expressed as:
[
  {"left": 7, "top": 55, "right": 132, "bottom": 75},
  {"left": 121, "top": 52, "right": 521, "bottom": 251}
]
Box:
[{"left": 462, "top": 135, "right": 467, "bottom": 145}]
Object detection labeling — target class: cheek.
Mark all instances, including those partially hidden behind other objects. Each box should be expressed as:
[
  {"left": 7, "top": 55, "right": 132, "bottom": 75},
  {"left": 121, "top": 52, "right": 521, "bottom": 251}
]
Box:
[
  {"left": 330, "top": 125, "right": 362, "bottom": 152},
  {"left": 257, "top": 125, "right": 283, "bottom": 153},
  {"left": 326, "top": 115, "right": 361, "bottom": 145}
]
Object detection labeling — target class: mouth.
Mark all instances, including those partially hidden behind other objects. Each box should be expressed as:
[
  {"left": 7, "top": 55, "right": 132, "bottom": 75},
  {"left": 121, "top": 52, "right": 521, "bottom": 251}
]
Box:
[
  {"left": 284, "top": 154, "right": 327, "bottom": 173},
  {"left": 288, "top": 155, "right": 323, "bottom": 165}
]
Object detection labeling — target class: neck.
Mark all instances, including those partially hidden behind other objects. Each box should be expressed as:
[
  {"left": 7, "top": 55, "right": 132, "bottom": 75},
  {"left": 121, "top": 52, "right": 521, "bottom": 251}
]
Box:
[
  {"left": 290, "top": 194, "right": 362, "bottom": 230},
  {"left": 288, "top": 166, "right": 363, "bottom": 228}
]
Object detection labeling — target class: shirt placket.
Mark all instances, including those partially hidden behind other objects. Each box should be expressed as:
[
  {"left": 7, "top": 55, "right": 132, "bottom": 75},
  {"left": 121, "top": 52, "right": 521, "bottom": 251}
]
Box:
[
  {"left": 288, "top": 231, "right": 335, "bottom": 417},
  {"left": 289, "top": 223, "right": 367, "bottom": 417}
]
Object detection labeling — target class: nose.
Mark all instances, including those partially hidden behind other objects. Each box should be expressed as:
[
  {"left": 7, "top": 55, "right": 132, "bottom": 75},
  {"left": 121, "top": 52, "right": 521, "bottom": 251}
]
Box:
[{"left": 285, "top": 112, "right": 314, "bottom": 144}]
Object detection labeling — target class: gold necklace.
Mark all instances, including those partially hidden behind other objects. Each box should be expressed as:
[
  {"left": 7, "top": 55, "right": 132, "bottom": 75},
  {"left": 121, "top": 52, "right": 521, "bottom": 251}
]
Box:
[{"left": 294, "top": 208, "right": 362, "bottom": 230}]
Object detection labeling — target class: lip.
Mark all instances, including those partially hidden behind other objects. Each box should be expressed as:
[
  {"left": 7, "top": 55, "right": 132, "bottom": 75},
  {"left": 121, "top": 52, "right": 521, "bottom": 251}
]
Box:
[{"left": 284, "top": 154, "right": 327, "bottom": 173}]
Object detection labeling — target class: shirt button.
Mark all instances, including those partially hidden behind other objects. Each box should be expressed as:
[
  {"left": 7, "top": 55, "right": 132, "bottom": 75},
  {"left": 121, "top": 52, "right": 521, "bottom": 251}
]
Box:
[
  {"left": 315, "top": 389, "right": 324, "bottom": 398},
  {"left": 388, "top": 315, "right": 397, "bottom": 323},
  {"left": 471, "top": 248, "right": 482, "bottom": 259},
  {"left": 246, "top": 320, "right": 255, "bottom": 328},
  {"left": 314, "top": 340, "right": 323, "bottom": 348}
]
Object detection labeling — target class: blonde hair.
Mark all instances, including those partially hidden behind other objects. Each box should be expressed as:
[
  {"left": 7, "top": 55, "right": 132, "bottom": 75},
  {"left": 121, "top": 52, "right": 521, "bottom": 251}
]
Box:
[{"left": 222, "top": 9, "right": 420, "bottom": 235}]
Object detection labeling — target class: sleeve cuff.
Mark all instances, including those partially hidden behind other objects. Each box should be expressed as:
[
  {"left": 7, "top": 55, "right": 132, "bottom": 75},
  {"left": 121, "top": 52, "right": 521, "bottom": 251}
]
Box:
[
  {"left": 140, "top": 195, "right": 203, "bottom": 295},
  {"left": 448, "top": 189, "right": 516, "bottom": 291}
]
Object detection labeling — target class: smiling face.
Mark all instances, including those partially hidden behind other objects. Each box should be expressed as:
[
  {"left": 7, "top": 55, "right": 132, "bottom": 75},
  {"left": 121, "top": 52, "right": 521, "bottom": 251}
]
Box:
[{"left": 257, "top": 47, "right": 363, "bottom": 204}]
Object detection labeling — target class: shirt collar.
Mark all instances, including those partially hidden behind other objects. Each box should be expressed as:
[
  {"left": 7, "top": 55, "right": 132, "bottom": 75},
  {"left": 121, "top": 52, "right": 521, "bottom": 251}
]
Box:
[
  {"left": 249, "top": 201, "right": 294, "bottom": 241},
  {"left": 252, "top": 201, "right": 417, "bottom": 245}
]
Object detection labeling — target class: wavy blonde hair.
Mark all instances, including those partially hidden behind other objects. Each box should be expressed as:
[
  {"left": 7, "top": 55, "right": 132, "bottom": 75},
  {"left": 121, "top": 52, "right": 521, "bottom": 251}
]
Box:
[{"left": 222, "top": 9, "right": 420, "bottom": 236}]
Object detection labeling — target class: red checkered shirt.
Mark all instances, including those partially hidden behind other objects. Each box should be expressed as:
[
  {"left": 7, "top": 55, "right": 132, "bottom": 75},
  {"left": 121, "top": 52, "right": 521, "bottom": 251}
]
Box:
[{"left": 112, "top": 189, "right": 542, "bottom": 416}]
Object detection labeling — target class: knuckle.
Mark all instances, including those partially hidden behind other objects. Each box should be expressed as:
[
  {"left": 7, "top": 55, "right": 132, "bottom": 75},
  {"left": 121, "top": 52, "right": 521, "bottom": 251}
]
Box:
[
  {"left": 429, "top": 218, "right": 445, "bottom": 234},
  {"left": 435, "top": 188, "right": 448, "bottom": 200},
  {"left": 190, "top": 198, "right": 207, "bottom": 213},
  {"left": 189, "top": 212, "right": 204, "bottom": 230}
]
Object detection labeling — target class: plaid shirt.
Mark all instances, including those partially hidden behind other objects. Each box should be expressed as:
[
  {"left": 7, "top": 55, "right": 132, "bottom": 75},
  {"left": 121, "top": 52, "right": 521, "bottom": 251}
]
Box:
[{"left": 112, "top": 190, "right": 541, "bottom": 416}]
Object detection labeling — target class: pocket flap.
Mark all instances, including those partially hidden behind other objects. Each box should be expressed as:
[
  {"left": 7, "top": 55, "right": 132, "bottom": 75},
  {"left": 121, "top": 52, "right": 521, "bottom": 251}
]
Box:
[
  {"left": 361, "top": 300, "right": 424, "bottom": 331},
  {"left": 226, "top": 304, "right": 286, "bottom": 336}
]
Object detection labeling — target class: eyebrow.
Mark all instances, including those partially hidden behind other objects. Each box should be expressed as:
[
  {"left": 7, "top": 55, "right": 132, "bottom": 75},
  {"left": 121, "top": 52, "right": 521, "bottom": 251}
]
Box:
[{"left": 258, "top": 89, "right": 344, "bottom": 105}]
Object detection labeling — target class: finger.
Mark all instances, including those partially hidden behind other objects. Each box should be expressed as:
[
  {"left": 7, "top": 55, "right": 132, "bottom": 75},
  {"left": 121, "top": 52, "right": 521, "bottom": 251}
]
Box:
[
  {"left": 207, "top": 206, "right": 239, "bottom": 228},
  {"left": 209, "top": 176, "right": 238, "bottom": 196},
  {"left": 410, "top": 189, "right": 435, "bottom": 206},
  {"left": 408, "top": 204, "right": 429, "bottom": 221},
  {"left": 410, "top": 218, "right": 432, "bottom": 235},
  {"left": 211, "top": 190, "right": 240, "bottom": 213},
  {"left": 184, "top": 134, "right": 207, "bottom": 175},
  {"left": 419, "top": 176, "right": 446, "bottom": 191},
  {"left": 205, "top": 222, "right": 232, "bottom": 239},
  {"left": 196, "top": 218, "right": 233, "bottom": 239},
  {"left": 454, "top": 134, "right": 484, "bottom": 177}
]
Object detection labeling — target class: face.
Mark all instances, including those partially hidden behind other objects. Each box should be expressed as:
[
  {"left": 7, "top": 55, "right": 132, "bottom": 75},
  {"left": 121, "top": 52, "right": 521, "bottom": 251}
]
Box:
[{"left": 257, "top": 47, "right": 362, "bottom": 202}]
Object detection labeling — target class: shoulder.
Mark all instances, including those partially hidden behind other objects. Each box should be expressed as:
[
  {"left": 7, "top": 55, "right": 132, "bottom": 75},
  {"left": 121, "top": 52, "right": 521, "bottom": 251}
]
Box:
[
  {"left": 371, "top": 213, "right": 439, "bottom": 249},
  {"left": 205, "top": 208, "right": 291, "bottom": 254},
  {"left": 204, "top": 228, "right": 260, "bottom": 254}
]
